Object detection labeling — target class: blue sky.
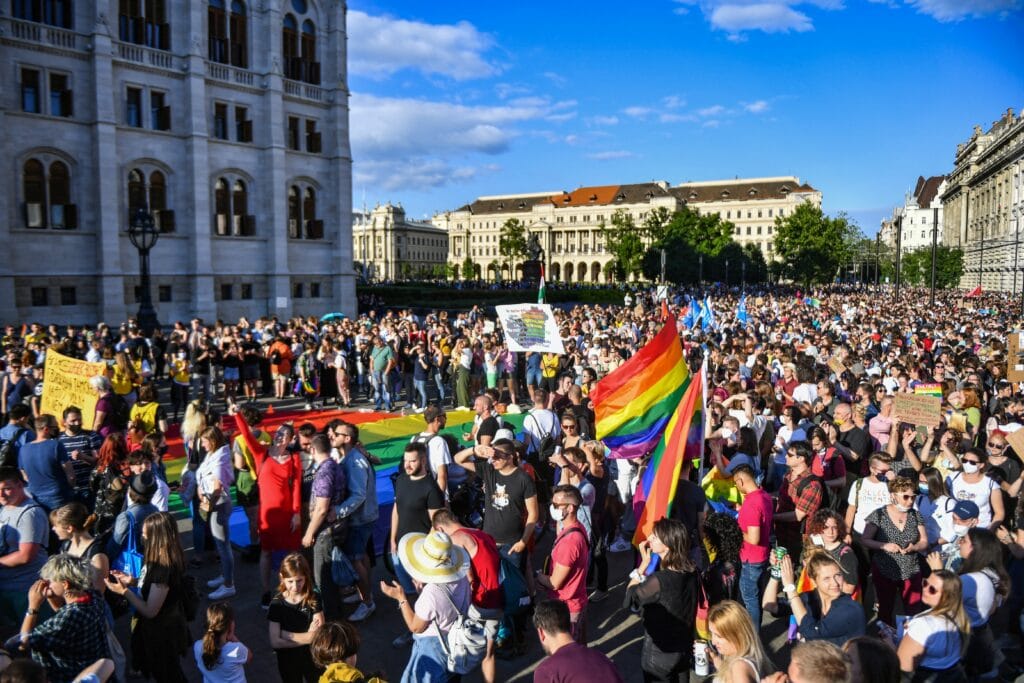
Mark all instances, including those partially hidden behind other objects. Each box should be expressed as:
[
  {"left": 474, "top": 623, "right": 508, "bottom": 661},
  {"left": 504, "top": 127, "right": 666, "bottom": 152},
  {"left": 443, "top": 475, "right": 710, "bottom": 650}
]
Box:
[{"left": 347, "top": 0, "right": 1024, "bottom": 236}]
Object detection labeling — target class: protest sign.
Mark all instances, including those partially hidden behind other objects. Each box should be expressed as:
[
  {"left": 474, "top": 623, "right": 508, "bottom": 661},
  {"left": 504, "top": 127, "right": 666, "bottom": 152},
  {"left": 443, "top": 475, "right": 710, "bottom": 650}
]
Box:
[
  {"left": 1007, "top": 331, "right": 1024, "bottom": 382},
  {"left": 495, "top": 304, "right": 565, "bottom": 354},
  {"left": 40, "top": 349, "right": 106, "bottom": 422},
  {"left": 1006, "top": 429, "right": 1024, "bottom": 459},
  {"left": 914, "top": 383, "right": 943, "bottom": 398},
  {"left": 827, "top": 357, "right": 846, "bottom": 376},
  {"left": 893, "top": 393, "right": 942, "bottom": 428}
]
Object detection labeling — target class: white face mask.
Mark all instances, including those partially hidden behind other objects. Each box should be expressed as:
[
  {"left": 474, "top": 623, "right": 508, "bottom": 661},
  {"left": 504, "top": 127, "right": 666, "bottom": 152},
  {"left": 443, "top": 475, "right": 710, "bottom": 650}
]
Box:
[
  {"left": 810, "top": 534, "right": 824, "bottom": 547},
  {"left": 962, "top": 462, "right": 980, "bottom": 474},
  {"left": 896, "top": 504, "right": 913, "bottom": 513},
  {"left": 953, "top": 524, "right": 970, "bottom": 536},
  {"left": 549, "top": 504, "right": 564, "bottom": 523}
]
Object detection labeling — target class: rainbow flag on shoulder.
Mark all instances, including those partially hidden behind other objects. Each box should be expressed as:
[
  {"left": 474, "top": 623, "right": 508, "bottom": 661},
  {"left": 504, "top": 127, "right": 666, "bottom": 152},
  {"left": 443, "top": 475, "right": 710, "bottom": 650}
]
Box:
[{"left": 591, "top": 309, "right": 688, "bottom": 460}]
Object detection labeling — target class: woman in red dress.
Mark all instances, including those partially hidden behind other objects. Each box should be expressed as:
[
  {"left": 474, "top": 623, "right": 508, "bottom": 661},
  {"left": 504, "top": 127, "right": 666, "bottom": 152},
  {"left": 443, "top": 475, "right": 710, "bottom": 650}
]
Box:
[{"left": 232, "top": 406, "right": 303, "bottom": 606}]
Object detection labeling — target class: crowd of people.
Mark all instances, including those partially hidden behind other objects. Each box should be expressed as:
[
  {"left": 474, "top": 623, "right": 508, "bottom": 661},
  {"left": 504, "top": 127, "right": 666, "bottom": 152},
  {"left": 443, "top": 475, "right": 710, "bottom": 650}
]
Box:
[{"left": 0, "top": 283, "right": 1022, "bottom": 683}]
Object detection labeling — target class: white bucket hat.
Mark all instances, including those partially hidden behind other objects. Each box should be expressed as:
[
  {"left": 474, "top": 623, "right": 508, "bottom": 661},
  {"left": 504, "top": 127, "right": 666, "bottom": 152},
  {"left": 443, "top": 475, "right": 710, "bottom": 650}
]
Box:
[{"left": 397, "top": 531, "right": 470, "bottom": 585}]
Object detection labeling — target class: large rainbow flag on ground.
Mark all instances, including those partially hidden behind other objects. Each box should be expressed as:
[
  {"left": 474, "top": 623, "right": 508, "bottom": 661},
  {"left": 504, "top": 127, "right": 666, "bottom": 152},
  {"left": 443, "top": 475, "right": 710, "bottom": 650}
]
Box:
[
  {"left": 632, "top": 367, "right": 704, "bottom": 544},
  {"left": 590, "top": 311, "right": 689, "bottom": 460}
]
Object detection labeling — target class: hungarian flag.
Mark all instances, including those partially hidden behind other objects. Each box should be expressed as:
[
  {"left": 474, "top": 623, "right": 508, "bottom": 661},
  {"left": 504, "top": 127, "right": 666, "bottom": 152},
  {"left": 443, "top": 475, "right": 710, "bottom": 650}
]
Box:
[
  {"left": 538, "top": 275, "right": 546, "bottom": 304},
  {"left": 966, "top": 285, "right": 982, "bottom": 298}
]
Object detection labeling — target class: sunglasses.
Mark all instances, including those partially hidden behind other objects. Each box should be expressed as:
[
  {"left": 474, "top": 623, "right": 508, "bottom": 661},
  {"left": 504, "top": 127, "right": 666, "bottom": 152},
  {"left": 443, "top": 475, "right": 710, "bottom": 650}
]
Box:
[
  {"left": 962, "top": 459, "right": 981, "bottom": 465},
  {"left": 896, "top": 494, "right": 915, "bottom": 501},
  {"left": 562, "top": 424, "right": 576, "bottom": 429}
]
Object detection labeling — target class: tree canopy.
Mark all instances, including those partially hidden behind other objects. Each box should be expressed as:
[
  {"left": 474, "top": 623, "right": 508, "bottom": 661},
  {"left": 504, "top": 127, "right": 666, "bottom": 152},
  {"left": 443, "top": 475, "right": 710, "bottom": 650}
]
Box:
[
  {"left": 498, "top": 218, "right": 529, "bottom": 269},
  {"left": 899, "top": 245, "right": 964, "bottom": 289},
  {"left": 601, "top": 209, "right": 647, "bottom": 281},
  {"left": 773, "top": 204, "right": 862, "bottom": 286}
]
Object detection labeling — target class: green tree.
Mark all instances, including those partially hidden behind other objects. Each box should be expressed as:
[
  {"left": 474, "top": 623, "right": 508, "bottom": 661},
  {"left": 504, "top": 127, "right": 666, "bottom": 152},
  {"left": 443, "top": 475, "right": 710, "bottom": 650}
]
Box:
[
  {"left": 659, "top": 206, "right": 734, "bottom": 256},
  {"left": 498, "top": 218, "right": 529, "bottom": 273},
  {"left": 446, "top": 262, "right": 458, "bottom": 280},
  {"left": 742, "top": 243, "right": 769, "bottom": 284},
  {"left": 773, "top": 204, "right": 861, "bottom": 287},
  {"left": 641, "top": 206, "right": 737, "bottom": 284},
  {"left": 898, "top": 246, "right": 964, "bottom": 288},
  {"left": 461, "top": 255, "right": 475, "bottom": 281},
  {"left": 601, "top": 210, "right": 646, "bottom": 281}
]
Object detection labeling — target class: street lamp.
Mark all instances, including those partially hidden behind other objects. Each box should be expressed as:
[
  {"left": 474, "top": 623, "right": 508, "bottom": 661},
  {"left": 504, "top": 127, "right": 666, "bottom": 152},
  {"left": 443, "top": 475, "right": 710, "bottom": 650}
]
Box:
[
  {"left": 699, "top": 254, "right": 703, "bottom": 288},
  {"left": 127, "top": 207, "right": 161, "bottom": 336},
  {"left": 725, "top": 258, "right": 730, "bottom": 287},
  {"left": 741, "top": 260, "right": 746, "bottom": 292}
]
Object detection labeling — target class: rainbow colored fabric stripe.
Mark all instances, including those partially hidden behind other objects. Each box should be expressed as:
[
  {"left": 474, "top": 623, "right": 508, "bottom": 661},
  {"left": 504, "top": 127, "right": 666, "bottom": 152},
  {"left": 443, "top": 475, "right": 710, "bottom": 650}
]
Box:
[
  {"left": 590, "top": 313, "right": 689, "bottom": 460},
  {"left": 632, "top": 368, "right": 704, "bottom": 545}
]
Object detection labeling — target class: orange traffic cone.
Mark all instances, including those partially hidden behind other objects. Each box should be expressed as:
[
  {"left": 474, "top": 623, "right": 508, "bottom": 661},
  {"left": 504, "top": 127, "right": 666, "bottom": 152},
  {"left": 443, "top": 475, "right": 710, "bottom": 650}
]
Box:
[{"left": 266, "top": 404, "right": 275, "bottom": 415}]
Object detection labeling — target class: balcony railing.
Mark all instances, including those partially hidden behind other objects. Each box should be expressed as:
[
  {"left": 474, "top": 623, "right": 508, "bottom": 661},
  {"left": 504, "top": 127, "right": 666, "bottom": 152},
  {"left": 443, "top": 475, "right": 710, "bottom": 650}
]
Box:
[
  {"left": 115, "top": 41, "right": 175, "bottom": 70},
  {"left": 9, "top": 18, "right": 79, "bottom": 50}
]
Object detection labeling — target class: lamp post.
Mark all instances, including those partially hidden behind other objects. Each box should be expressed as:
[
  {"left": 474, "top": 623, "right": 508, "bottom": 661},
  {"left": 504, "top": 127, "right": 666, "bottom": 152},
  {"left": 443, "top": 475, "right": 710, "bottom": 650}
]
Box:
[
  {"left": 127, "top": 207, "right": 161, "bottom": 336},
  {"left": 741, "top": 260, "right": 746, "bottom": 292},
  {"left": 699, "top": 254, "right": 703, "bottom": 287},
  {"left": 725, "top": 258, "right": 730, "bottom": 288}
]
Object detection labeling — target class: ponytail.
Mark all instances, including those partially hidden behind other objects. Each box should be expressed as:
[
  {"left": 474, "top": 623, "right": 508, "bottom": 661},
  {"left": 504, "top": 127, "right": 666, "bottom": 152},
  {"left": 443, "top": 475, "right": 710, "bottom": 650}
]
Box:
[{"left": 201, "top": 602, "right": 234, "bottom": 670}]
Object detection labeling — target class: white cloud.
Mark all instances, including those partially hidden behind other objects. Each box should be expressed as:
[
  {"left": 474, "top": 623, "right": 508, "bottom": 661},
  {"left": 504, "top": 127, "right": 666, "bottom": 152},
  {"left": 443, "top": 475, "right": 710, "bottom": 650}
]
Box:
[
  {"left": 659, "top": 112, "right": 696, "bottom": 123},
  {"left": 662, "top": 95, "right": 687, "bottom": 109},
  {"left": 588, "top": 115, "right": 620, "bottom": 126},
  {"left": 546, "top": 112, "right": 578, "bottom": 122},
  {"left": 709, "top": 3, "right": 814, "bottom": 32},
  {"left": 495, "top": 83, "right": 531, "bottom": 99},
  {"left": 744, "top": 99, "right": 770, "bottom": 113},
  {"left": 354, "top": 159, "right": 494, "bottom": 193},
  {"left": 698, "top": 104, "right": 727, "bottom": 117},
  {"left": 905, "top": 0, "right": 1022, "bottom": 20},
  {"left": 702, "top": 120, "right": 721, "bottom": 128},
  {"left": 348, "top": 11, "right": 499, "bottom": 81},
  {"left": 623, "top": 106, "right": 653, "bottom": 118},
  {"left": 543, "top": 71, "right": 568, "bottom": 86},
  {"left": 587, "top": 151, "right": 636, "bottom": 160}
]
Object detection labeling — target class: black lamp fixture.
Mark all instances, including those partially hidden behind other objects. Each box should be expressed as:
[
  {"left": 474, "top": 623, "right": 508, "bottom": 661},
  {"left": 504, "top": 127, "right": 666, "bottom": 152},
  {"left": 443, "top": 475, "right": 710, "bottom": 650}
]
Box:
[{"left": 127, "top": 207, "right": 160, "bottom": 336}]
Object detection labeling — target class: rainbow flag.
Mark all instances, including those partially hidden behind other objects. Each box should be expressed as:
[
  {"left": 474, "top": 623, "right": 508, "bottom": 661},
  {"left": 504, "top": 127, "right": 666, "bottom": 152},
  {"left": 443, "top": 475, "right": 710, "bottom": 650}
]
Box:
[
  {"left": 633, "top": 367, "right": 705, "bottom": 545},
  {"left": 591, "top": 312, "right": 688, "bottom": 460},
  {"left": 914, "top": 383, "right": 943, "bottom": 398}
]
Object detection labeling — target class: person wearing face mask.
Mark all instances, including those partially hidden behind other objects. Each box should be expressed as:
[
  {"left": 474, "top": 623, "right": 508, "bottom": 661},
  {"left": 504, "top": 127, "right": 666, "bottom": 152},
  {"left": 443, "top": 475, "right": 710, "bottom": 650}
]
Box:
[
  {"left": 983, "top": 430, "right": 1023, "bottom": 520},
  {"left": 860, "top": 476, "right": 929, "bottom": 625},
  {"left": 535, "top": 485, "right": 590, "bottom": 644},
  {"left": 946, "top": 447, "right": 1004, "bottom": 530},
  {"left": 925, "top": 500, "right": 979, "bottom": 572},
  {"left": 843, "top": 452, "right": 895, "bottom": 544}
]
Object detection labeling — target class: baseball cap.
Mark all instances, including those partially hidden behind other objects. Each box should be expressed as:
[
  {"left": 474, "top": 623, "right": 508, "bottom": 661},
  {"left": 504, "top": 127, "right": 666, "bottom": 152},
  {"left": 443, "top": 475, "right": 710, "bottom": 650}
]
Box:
[
  {"left": 724, "top": 452, "right": 758, "bottom": 476},
  {"left": 952, "top": 499, "right": 979, "bottom": 521}
]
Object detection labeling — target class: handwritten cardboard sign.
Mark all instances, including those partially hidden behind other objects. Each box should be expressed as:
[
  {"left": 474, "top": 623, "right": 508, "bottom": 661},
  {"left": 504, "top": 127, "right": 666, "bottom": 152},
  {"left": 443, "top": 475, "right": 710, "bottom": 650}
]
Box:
[
  {"left": 827, "top": 357, "right": 846, "bottom": 376},
  {"left": 40, "top": 349, "right": 106, "bottom": 422},
  {"left": 1006, "top": 429, "right": 1024, "bottom": 458},
  {"left": 893, "top": 393, "right": 942, "bottom": 428},
  {"left": 1007, "top": 331, "right": 1024, "bottom": 382}
]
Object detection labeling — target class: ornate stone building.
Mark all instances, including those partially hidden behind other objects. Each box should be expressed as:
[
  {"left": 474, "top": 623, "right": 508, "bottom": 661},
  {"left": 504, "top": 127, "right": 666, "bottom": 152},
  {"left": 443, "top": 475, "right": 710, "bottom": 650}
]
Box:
[
  {"left": 1, "top": 0, "right": 355, "bottom": 324},
  {"left": 433, "top": 176, "right": 821, "bottom": 282},
  {"left": 352, "top": 203, "right": 448, "bottom": 281},
  {"left": 888, "top": 176, "right": 946, "bottom": 253},
  {"left": 941, "top": 107, "right": 1024, "bottom": 292}
]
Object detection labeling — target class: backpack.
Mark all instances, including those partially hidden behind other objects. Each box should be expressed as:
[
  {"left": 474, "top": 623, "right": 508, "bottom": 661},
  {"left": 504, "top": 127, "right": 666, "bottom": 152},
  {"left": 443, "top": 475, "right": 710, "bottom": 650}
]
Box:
[
  {"left": 0, "top": 427, "right": 28, "bottom": 468},
  {"left": 107, "top": 393, "right": 131, "bottom": 431},
  {"left": 436, "top": 587, "right": 488, "bottom": 675},
  {"left": 270, "top": 349, "right": 282, "bottom": 364},
  {"left": 526, "top": 414, "right": 558, "bottom": 461},
  {"left": 498, "top": 556, "right": 531, "bottom": 617},
  {"left": 411, "top": 432, "right": 462, "bottom": 460},
  {"left": 180, "top": 573, "right": 200, "bottom": 621}
]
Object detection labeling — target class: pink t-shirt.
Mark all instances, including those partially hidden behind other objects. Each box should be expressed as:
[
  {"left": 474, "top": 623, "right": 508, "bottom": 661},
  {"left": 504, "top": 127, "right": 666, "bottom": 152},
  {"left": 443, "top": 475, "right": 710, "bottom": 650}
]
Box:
[
  {"left": 548, "top": 522, "right": 589, "bottom": 613},
  {"left": 737, "top": 488, "right": 773, "bottom": 563}
]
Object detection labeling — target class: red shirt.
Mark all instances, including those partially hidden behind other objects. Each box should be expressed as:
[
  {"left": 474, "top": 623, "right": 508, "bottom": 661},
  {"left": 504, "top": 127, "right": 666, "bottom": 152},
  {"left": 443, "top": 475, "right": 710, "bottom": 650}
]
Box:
[
  {"left": 810, "top": 447, "right": 846, "bottom": 482},
  {"left": 461, "top": 527, "right": 502, "bottom": 610},
  {"left": 547, "top": 522, "right": 589, "bottom": 614},
  {"left": 737, "top": 488, "right": 773, "bottom": 563}
]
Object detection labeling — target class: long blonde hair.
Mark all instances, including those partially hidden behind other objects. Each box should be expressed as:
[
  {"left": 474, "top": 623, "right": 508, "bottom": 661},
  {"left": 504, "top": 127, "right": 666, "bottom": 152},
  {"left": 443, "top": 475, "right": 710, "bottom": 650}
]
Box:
[
  {"left": 181, "top": 400, "right": 208, "bottom": 443},
  {"left": 708, "top": 600, "right": 775, "bottom": 681},
  {"left": 916, "top": 570, "right": 970, "bottom": 655}
]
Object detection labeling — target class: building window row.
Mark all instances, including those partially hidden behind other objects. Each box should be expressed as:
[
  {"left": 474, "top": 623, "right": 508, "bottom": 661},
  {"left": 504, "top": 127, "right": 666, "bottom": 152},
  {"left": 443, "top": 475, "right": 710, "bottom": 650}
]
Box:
[
  {"left": 30, "top": 285, "right": 78, "bottom": 307},
  {"left": 12, "top": 0, "right": 72, "bottom": 28},
  {"left": 219, "top": 282, "right": 254, "bottom": 300},
  {"left": 126, "top": 85, "right": 171, "bottom": 131},
  {"left": 20, "top": 67, "right": 73, "bottom": 118},
  {"left": 208, "top": 0, "right": 247, "bottom": 67},
  {"left": 293, "top": 282, "right": 322, "bottom": 298},
  {"left": 287, "top": 116, "right": 321, "bottom": 153},
  {"left": 118, "top": 0, "right": 170, "bottom": 50}
]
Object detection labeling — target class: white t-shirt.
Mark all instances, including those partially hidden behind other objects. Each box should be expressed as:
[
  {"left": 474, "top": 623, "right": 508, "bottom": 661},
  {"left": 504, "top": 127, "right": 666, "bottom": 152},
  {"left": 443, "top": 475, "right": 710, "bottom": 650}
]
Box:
[
  {"left": 961, "top": 570, "right": 998, "bottom": 627},
  {"left": 192, "top": 640, "right": 249, "bottom": 683},
  {"left": 916, "top": 494, "right": 956, "bottom": 547},
  {"left": 848, "top": 477, "right": 892, "bottom": 534},
  {"left": 414, "top": 578, "right": 472, "bottom": 639},
  {"left": 905, "top": 614, "right": 961, "bottom": 671},
  {"left": 792, "top": 383, "right": 818, "bottom": 405},
  {"left": 947, "top": 473, "right": 998, "bottom": 528},
  {"left": 152, "top": 477, "right": 171, "bottom": 513},
  {"left": 412, "top": 433, "right": 466, "bottom": 488},
  {"left": 524, "top": 409, "right": 561, "bottom": 454}
]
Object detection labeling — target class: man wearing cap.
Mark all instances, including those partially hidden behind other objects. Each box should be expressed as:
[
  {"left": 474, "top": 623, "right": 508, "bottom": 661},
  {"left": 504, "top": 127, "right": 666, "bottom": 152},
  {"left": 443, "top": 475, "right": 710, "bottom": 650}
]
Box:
[
  {"left": 379, "top": 530, "right": 473, "bottom": 681},
  {"left": 926, "top": 499, "right": 980, "bottom": 572},
  {"left": 107, "top": 471, "right": 159, "bottom": 560},
  {"left": 0, "top": 467, "right": 48, "bottom": 634},
  {"left": 128, "top": 450, "right": 170, "bottom": 512}
]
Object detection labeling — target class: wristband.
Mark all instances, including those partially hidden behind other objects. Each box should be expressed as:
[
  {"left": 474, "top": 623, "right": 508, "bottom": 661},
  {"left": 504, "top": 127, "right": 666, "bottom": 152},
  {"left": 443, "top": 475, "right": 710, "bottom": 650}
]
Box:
[
  {"left": 629, "top": 569, "right": 646, "bottom": 582},
  {"left": 397, "top": 600, "right": 408, "bottom": 608},
  {"left": 25, "top": 609, "right": 38, "bottom": 616},
  {"left": 783, "top": 584, "right": 797, "bottom": 594}
]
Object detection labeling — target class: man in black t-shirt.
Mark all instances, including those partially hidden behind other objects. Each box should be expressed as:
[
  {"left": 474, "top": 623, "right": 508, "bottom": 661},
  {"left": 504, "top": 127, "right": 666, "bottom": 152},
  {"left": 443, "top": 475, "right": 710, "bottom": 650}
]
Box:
[
  {"left": 240, "top": 332, "right": 262, "bottom": 401},
  {"left": 833, "top": 402, "right": 870, "bottom": 478},
  {"left": 455, "top": 438, "right": 538, "bottom": 567},
  {"left": 390, "top": 442, "right": 445, "bottom": 595},
  {"left": 465, "top": 394, "right": 501, "bottom": 446}
]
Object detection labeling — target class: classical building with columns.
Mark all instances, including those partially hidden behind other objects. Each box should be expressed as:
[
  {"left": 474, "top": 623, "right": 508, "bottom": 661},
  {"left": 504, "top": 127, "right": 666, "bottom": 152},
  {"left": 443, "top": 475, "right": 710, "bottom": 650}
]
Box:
[
  {"left": 352, "top": 203, "right": 449, "bottom": 281},
  {"left": 0, "top": 0, "right": 355, "bottom": 325},
  {"left": 433, "top": 176, "right": 821, "bottom": 282},
  {"left": 942, "top": 107, "right": 1024, "bottom": 292}
]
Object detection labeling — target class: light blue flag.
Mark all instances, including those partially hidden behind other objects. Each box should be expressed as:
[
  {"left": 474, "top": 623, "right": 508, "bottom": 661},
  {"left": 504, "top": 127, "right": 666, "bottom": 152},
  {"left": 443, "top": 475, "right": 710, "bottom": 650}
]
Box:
[{"left": 737, "top": 295, "right": 749, "bottom": 327}]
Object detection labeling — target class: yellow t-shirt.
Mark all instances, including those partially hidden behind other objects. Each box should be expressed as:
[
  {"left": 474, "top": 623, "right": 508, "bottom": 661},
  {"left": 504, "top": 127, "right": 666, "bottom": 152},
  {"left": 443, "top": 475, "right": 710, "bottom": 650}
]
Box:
[
  {"left": 130, "top": 401, "right": 160, "bottom": 433},
  {"left": 541, "top": 353, "right": 560, "bottom": 378},
  {"left": 232, "top": 430, "right": 273, "bottom": 473},
  {"left": 111, "top": 366, "right": 135, "bottom": 395},
  {"left": 171, "top": 359, "right": 190, "bottom": 385}
]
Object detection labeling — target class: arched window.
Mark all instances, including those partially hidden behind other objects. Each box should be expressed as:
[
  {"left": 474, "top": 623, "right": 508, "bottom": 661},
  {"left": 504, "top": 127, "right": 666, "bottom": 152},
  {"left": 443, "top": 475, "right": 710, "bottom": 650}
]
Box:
[
  {"left": 282, "top": 9, "right": 318, "bottom": 84},
  {"left": 149, "top": 171, "right": 166, "bottom": 212},
  {"left": 128, "top": 168, "right": 147, "bottom": 215},
  {"left": 282, "top": 13, "right": 298, "bottom": 58},
  {"left": 231, "top": 180, "right": 249, "bottom": 235},
  {"left": 287, "top": 185, "right": 301, "bottom": 238},
  {"left": 48, "top": 161, "right": 70, "bottom": 228},
  {"left": 209, "top": 0, "right": 247, "bottom": 67},
  {"left": 303, "top": 187, "right": 322, "bottom": 238},
  {"left": 214, "top": 178, "right": 229, "bottom": 235},
  {"left": 301, "top": 19, "right": 315, "bottom": 60},
  {"left": 119, "top": 0, "right": 169, "bottom": 49},
  {"left": 13, "top": 0, "right": 72, "bottom": 28},
  {"left": 208, "top": 0, "right": 227, "bottom": 63},
  {"left": 23, "top": 159, "right": 47, "bottom": 228}
]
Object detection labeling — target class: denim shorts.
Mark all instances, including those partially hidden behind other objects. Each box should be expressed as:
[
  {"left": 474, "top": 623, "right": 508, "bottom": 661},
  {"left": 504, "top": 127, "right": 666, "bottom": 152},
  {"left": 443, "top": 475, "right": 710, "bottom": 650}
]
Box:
[
  {"left": 223, "top": 367, "right": 240, "bottom": 381},
  {"left": 342, "top": 521, "right": 375, "bottom": 560}
]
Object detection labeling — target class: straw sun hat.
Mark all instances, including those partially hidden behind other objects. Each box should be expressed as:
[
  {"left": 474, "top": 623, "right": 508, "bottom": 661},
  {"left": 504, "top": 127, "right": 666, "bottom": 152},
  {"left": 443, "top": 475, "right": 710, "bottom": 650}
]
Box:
[{"left": 397, "top": 531, "right": 470, "bottom": 585}]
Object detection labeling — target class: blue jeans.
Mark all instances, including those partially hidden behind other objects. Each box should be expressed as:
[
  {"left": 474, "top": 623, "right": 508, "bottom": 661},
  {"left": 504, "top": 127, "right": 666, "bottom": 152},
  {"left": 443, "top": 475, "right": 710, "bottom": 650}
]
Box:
[
  {"left": 190, "top": 495, "right": 207, "bottom": 555},
  {"left": 209, "top": 502, "right": 234, "bottom": 586},
  {"left": 740, "top": 560, "right": 768, "bottom": 628},
  {"left": 401, "top": 635, "right": 460, "bottom": 683},
  {"left": 391, "top": 552, "right": 417, "bottom": 595},
  {"left": 414, "top": 379, "right": 429, "bottom": 409},
  {"left": 372, "top": 370, "right": 392, "bottom": 410},
  {"left": 433, "top": 371, "right": 446, "bottom": 403}
]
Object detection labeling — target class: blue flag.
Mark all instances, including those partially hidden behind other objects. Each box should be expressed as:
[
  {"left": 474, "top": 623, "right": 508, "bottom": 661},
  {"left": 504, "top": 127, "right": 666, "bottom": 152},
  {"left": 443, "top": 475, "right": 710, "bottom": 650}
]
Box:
[
  {"left": 702, "top": 296, "right": 715, "bottom": 331},
  {"left": 737, "top": 295, "right": 749, "bottom": 327}
]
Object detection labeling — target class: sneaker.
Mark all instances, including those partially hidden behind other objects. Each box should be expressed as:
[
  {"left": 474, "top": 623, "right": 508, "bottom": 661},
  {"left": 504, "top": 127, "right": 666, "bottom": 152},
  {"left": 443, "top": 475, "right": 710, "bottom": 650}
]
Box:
[
  {"left": 260, "top": 591, "right": 272, "bottom": 610},
  {"left": 609, "top": 537, "right": 632, "bottom": 553},
  {"left": 207, "top": 576, "right": 225, "bottom": 589},
  {"left": 589, "top": 589, "right": 609, "bottom": 603},
  {"left": 209, "top": 584, "right": 236, "bottom": 600},
  {"left": 342, "top": 591, "right": 363, "bottom": 605},
  {"left": 391, "top": 631, "right": 414, "bottom": 648},
  {"left": 349, "top": 601, "right": 376, "bottom": 622}
]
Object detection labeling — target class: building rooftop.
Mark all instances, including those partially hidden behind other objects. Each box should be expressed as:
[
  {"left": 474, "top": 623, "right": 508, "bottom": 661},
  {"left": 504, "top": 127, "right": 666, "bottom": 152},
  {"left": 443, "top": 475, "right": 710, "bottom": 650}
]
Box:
[
  {"left": 669, "top": 176, "right": 817, "bottom": 203},
  {"left": 912, "top": 175, "right": 945, "bottom": 209}
]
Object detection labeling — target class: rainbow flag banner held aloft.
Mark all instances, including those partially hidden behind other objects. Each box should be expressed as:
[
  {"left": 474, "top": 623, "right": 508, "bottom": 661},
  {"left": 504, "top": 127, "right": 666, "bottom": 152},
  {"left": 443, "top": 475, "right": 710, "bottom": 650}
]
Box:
[
  {"left": 914, "top": 383, "right": 943, "bottom": 398},
  {"left": 590, "top": 312, "right": 689, "bottom": 460},
  {"left": 632, "top": 368, "right": 704, "bottom": 545}
]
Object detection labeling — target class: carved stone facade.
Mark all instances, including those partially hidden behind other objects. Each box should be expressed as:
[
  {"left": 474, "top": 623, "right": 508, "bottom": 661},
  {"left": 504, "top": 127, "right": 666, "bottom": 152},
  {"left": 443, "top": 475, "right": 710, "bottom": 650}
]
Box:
[
  {"left": 941, "top": 107, "right": 1024, "bottom": 292},
  {"left": 0, "top": 0, "right": 355, "bottom": 324},
  {"left": 352, "top": 203, "right": 449, "bottom": 281}
]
